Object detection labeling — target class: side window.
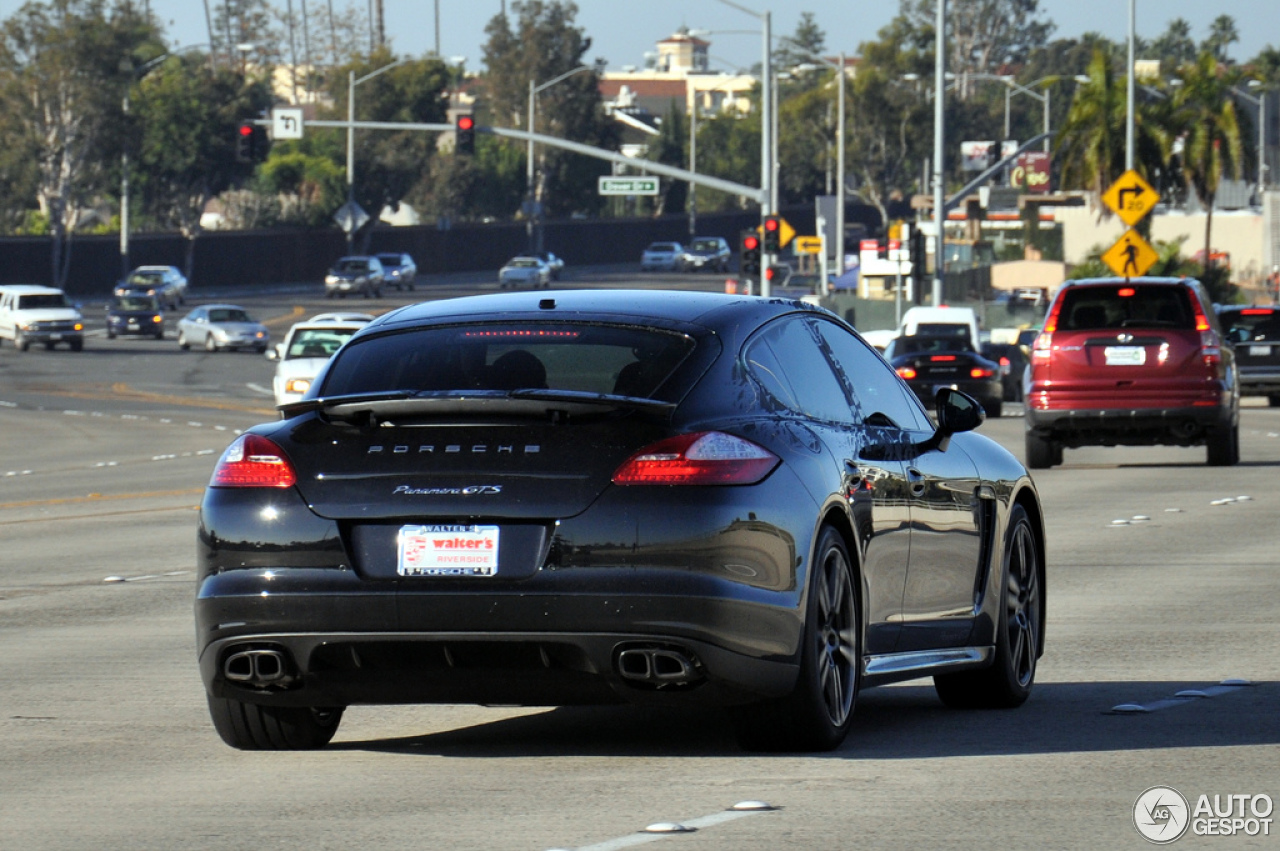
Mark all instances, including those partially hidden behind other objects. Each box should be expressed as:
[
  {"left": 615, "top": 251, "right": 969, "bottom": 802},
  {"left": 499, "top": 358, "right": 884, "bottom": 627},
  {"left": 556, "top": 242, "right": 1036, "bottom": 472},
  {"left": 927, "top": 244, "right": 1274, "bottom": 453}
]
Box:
[
  {"left": 744, "top": 316, "right": 854, "bottom": 423},
  {"left": 811, "top": 317, "right": 933, "bottom": 431}
]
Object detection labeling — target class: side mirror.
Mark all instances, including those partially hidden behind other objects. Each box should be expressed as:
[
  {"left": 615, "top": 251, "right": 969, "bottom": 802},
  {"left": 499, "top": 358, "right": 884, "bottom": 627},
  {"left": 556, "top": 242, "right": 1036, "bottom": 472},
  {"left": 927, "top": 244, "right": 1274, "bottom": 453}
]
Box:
[
  {"left": 934, "top": 387, "right": 985, "bottom": 436},
  {"left": 266, "top": 345, "right": 280, "bottom": 361}
]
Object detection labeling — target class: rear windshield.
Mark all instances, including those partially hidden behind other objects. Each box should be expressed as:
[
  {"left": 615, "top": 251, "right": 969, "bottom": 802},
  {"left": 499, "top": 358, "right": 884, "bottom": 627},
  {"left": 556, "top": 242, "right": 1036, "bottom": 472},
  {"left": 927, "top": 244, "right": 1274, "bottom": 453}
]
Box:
[
  {"left": 376, "top": 254, "right": 402, "bottom": 266},
  {"left": 914, "top": 322, "right": 972, "bottom": 340},
  {"left": 1057, "top": 285, "right": 1196, "bottom": 331},
  {"left": 16, "top": 294, "right": 69, "bottom": 309},
  {"left": 116, "top": 296, "right": 158, "bottom": 310},
  {"left": 1220, "top": 308, "right": 1280, "bottom": 343},
  {"left": 690, "top": 239, "right": 721, "bottom": 251},
  {"left": 286, "top": 327, "right": 359, "bottom": 359},
  {"left": 895, "top": 335, "right": 977, "bottom": 355},
  {"left": 321, "top": 323, "right": 695, "bottom": 399},
  {"left": 647, "top": 243, "right": 679, "bottom": 252},
  {"left": 333, "top": 259, "right": 370, "bottom": 272},
  {"left": 208, "top": 308, "right": 251, "bottom": 323}
]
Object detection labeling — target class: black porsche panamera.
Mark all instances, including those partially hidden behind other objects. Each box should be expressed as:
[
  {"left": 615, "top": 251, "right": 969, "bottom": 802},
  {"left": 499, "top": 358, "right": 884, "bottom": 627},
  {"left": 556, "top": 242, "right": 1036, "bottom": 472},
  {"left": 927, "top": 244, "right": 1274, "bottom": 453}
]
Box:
[{"left": 196, "top": 290, "right": 1046, "bottom": 752}]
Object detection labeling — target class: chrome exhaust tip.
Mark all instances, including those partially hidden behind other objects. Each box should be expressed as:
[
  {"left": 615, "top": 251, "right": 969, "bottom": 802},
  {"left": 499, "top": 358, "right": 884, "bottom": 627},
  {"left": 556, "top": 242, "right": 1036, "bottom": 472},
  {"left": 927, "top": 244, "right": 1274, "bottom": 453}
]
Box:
[
  {"left": 616, "top": 646, "right": 702, "bottom": 686},
  {"left": 223, "top": 648, "right": 291, "bottom": 686}
]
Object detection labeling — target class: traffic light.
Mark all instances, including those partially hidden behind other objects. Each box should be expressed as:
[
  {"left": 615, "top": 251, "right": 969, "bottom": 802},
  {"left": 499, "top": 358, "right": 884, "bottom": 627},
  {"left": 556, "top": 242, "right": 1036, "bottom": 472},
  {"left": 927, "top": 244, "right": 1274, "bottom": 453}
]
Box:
[
  {"left": 739, "top": 230, "right": 761, "bottom": 275},
  {"left": 455, "top": 114, "right": 475, "bottom": 154},
  {"left": 762, "top": 215, "right": 781, "bottom": 253},
  {"left": 235, "top": 122, "right": 256, "bottom": 162}
]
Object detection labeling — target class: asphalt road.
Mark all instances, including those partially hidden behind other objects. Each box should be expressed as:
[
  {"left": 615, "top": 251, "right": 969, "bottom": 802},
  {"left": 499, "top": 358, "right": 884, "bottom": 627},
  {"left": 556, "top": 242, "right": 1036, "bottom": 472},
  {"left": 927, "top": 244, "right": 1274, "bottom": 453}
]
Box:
[{"left": 1, "top": 275, "right": 1278, "bottom": 850}]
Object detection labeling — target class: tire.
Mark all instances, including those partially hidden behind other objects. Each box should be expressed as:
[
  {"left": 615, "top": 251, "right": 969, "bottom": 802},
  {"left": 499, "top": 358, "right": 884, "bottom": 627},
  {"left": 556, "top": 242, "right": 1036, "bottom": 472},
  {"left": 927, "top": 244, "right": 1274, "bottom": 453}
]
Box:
[
  {"left": 1025, "top": 431, "right": 1059, "bottom": 469},
  {"left": 1206, "top": 424, "right": 1239, "bottom": 466},
  {"left": 69, "top": 339, "right": 83, "bottom": 352},
  {"left": 735, "top": 526, "right": 859, "bottom": 752},
  {"left": 206, "top": 695, "right": 343, "bottom": 750},
  {"left": 983, "top": 400, "right": 1003, "bottom": 419},
  {"left": 155, "top": 330, "right": 164, "bottom": 340},
  {"left": 1268, "top": 395, "right": 1280, "bottom": 408},
  {"left": 934, "top": 503, "right": 1041, "bottom": 709},
  {"left": 107, "top": 329, "right": 117, "bottom": 339},
  {"left": 178, "top": 331, "right": 190, "bottom": 351},
  {"left": 204, "top": 334, "right": 218, "bottom": 353},
  {"left": 255, "top": 345, "right": 267, "bottom": 354},
  {"left": 15, "top": 330, "right": 29, "bottom": 351}
]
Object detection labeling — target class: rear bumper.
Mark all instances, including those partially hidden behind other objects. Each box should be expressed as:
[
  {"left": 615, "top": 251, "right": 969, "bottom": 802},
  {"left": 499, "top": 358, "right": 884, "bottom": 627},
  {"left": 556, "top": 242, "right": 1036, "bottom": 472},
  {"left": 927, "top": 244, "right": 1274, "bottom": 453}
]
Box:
[
  {"left": 1025, "top": 402, "right": 1234, "bottom": 447},
  {"left": 1237, "top": 369, "right": 1280, "bottom": 396},
  {"left": 195, "top": 568, "right": 801, "bottom": 708}
]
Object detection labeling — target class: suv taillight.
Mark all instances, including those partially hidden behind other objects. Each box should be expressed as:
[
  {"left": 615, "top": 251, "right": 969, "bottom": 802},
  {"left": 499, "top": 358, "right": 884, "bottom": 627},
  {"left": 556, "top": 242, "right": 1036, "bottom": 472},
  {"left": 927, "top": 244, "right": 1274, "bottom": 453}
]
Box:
[
  {"left": 210, "top": 434, "right": 297, "bottom": 488},
  {"left": 612, "top": 432, "right": 779, "bottom": 485},
  {"left": 1192, "top": 301, "right": 1221, "bottom": 369},
  {"left": 1032, "top": 295, "right": 1066, "bottom": 361}
]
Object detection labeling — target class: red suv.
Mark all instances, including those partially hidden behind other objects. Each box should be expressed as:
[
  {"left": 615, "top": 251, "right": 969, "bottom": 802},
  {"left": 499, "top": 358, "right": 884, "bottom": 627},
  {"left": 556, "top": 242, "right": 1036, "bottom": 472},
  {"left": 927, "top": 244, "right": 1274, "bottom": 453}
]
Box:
[{"left": 1025, "top": 277, "right": 1239, "bottom": 468}]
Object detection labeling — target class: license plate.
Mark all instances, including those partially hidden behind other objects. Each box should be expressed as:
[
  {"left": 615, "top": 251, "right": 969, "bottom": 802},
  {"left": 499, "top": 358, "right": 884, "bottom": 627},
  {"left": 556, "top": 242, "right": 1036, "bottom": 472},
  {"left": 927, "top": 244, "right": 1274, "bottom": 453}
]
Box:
[
  {"left": 1104, "top": 346, "right": 1145, "bottom": 366},
  {"left": 127, "top": 321, "right": 140, "bottom": 329},
  {"left": 1249, "top": 344, "right": 1271, "bottom": 357},
  {"left": 397, "top": 524, "right": 499, "bottom": 577},
  {"left": 50, "top": 333, "right": 62, "bottom": 341}
]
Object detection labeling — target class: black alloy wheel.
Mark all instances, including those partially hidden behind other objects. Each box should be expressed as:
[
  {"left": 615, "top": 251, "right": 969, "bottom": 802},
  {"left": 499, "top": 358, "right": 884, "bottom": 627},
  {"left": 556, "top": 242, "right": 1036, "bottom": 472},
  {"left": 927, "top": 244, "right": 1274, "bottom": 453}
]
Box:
[
  {"left": 934, "top": 503, "right": 1040, "bottom": 709},
  {"left": 207, "top": 695, "right": 344, "bottom": 750},
  {"left": 736, "top": 526, "right": 859, "bottom": 752}
]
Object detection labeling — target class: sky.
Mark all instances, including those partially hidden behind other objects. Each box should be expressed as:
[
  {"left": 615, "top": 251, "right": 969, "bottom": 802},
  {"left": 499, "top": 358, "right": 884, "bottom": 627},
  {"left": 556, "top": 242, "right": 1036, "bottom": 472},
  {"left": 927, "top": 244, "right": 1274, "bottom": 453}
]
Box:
[{"left": 1, "top": 0, "right": 1274, "bottom": 71}]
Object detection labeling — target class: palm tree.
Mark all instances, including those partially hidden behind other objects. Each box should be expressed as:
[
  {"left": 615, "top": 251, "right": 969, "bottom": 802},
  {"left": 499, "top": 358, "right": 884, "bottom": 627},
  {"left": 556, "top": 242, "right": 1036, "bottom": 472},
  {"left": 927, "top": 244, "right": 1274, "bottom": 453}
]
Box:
[
  {"left": 1055, "top": 49, "right": 1171, "bottom": 207},
  {"left": 1171, "top": 52, "right": 1244, "bottom": 275}
]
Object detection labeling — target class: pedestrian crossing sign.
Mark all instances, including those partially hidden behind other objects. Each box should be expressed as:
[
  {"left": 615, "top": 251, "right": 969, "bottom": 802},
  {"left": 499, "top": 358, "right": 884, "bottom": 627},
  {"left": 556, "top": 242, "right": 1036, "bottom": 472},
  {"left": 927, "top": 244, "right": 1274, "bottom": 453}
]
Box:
[{"left": 1101, "top": 229, "right": 1158, "bottom": 279}]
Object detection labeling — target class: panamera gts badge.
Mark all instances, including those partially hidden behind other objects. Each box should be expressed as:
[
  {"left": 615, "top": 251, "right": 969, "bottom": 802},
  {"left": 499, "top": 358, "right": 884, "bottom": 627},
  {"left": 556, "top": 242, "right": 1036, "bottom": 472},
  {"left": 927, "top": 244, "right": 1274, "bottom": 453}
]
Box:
[{"left": 393, "top": 485, "right": 503, "bottom": 496}]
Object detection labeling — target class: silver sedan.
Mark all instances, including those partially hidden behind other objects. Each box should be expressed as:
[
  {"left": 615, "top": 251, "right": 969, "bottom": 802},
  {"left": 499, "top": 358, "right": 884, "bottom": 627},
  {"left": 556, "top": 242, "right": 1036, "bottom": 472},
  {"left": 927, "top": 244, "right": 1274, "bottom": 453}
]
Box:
[{"left": 176, "top": 304, "right": 270, "bottom": 353}]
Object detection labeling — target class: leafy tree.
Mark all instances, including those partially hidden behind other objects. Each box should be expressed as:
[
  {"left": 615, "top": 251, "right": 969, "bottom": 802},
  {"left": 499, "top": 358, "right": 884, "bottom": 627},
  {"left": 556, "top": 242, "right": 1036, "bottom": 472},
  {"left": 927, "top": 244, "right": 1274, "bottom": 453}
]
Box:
[
  {"left": 1171, "top": 51, "right": 1243, "bottom": 286},
  {"left": 688, "top": 104, "right": 760, "bottom": 213},
  {"left": 774, "top": 12, "right": 826, "bottom": 73},
  {"left": 1244, "top": 45, "right": 1280, "bottom": 86},
  {"left": 409, "top": 134, "right": 527, "bottom": 222},
  {"left": 899, "top": 0, "right": 1053, "bottom": 99},
  {"left": 0, "top": 0, "right": 162, "bottom": 285},
  {"left": 1201, "top": 15, "right": 1239, "bottom": 64},
  {"left": 647, "top": 100, "right": 688, "bottom": 216},
  {"left": 1150, "top": 18, "right": 1196, "bottom": 73},
  {"left": 131, "top": 52, "right": 274, "bottom": 277},
  {"left": 1055, "top": 49, "right": 1171, "bottom": 201},
  {"left": 321, "top": 48, "right": 450, "bottom": 234},
  {"left": 481, "top": 1, "right": 617, "bottom": 218},
  {"left": 255, "top": 146, "right": 346, "bottom": 226}
]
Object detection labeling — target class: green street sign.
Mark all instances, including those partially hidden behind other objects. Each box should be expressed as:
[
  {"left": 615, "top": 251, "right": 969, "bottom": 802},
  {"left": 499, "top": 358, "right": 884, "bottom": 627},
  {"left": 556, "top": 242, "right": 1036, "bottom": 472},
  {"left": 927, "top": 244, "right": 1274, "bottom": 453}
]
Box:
[{"left": 598, "top": 176, "right": 659, "bottom": 196}]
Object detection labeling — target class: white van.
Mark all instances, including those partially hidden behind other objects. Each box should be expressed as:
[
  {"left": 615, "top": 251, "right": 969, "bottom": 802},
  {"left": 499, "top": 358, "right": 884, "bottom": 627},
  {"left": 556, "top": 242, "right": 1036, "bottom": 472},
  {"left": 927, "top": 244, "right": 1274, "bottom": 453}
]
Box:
[
  {"left": 0, "top": 285, "right": 85, "bottom": 351},
  {"left": 895, "top": 306, "right": 980, "bottom": 346}
]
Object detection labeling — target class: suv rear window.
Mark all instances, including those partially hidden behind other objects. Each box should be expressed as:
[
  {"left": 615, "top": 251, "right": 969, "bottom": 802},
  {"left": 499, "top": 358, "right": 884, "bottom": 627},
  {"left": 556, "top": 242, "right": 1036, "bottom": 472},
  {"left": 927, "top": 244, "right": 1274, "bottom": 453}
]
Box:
[
  {"left": 1057, "top": 284, "right": 1195, "bottom": 331},
  {"left": 1219, "top": 308, "right": 1280, "bottom": 343},
  {"left": 321, "top": 323, "right": 695, "bottom": 399}
]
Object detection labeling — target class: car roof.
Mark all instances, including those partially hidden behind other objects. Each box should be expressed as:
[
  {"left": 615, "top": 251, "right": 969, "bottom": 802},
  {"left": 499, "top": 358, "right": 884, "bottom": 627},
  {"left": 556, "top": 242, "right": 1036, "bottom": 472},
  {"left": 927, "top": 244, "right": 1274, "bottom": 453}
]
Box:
[
  {"left": 369, "top": 289, "right": 822, "bottom": 331},
  {"left": 309, "top": 312, "right": 375, "bottom": 322},
  {"left": 192, "top": 303, "right": 248, "bottom": 311},
  {"left": 1061, "top": 276, "right": 1198, "bottom": 288},
  {"left": 0, "top": 284, "right": 64, "bottom": 294}
]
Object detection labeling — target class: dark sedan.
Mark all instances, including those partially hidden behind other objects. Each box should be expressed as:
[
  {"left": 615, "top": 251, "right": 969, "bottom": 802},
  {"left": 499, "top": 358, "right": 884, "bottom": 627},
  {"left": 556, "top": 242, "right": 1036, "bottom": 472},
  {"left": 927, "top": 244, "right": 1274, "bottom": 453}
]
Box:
[
  {"left": 105, "top": 294, "right": 165, "bottom": 339},
  {"left": 196, "top": 290, "right": 1045, "bottom": 752},
  {"left": 886, "top": 334, "right": 1005, "bottom": 418}
]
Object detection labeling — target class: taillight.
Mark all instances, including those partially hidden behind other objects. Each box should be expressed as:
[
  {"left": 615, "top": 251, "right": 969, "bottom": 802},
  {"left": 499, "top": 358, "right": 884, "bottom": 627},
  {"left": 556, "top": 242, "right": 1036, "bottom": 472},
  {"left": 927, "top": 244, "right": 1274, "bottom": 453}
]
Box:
[
  {"left": 210, "top": 434, "right": 297, "bottom": 488},
  {"left": 896, "top": 366, "right": 918, "bottom": 380},
  {"left": 970, "top": 367, "right": 995, "bottom": 379},
  {"left": 611, "top": 432, "right": 778, "bottom": 486},
  {"left": 929, "top": 355, "right": 956, "bottom": 362},
  {"left": 1191, "top": 300, "right": 1220, "bottom": 367}
]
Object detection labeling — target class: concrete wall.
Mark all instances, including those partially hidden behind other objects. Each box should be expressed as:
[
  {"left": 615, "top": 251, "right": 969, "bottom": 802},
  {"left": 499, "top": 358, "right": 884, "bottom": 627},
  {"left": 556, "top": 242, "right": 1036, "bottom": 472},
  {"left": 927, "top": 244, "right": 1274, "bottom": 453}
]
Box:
[{"left": 1055, "top": 203, "right": 1266, "bottom": 282}]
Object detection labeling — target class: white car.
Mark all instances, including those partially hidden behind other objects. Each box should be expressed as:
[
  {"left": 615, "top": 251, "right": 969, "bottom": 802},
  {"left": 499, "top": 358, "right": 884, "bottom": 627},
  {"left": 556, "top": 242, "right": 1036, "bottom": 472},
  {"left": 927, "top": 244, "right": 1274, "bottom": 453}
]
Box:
[
  {"left": 176, "top": 304, "right": 269, "bottom": 353},
  {"left": 268, "top": 314, "right": 374, "bottom": 406},
  {"left": 0, "top": 284, "right": 85, "bottom": 352},
  {"left": 498, "top": 256, "right": 551, "bottom": 289},
  {"left": 640, "top": 242, "right": 684, "bottom": 272}
]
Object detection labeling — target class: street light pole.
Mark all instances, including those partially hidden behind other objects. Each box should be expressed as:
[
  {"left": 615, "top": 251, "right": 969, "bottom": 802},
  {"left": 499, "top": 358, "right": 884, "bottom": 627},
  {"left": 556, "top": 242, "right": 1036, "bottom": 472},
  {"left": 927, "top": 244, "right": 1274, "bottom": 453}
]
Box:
[
  {"left": 932, "top": 0, "right": 947, "bottom": 306},
  {"left": 526, "top": 64, "right": 597, "bottom": 252},
  {"left": 347, "top": 56, "right": 410, "bottom": 250}
]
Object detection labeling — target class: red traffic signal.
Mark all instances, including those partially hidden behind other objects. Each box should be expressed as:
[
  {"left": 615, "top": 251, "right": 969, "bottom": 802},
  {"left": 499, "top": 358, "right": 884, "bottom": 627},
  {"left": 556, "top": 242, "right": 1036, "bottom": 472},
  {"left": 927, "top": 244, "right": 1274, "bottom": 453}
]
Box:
[
  {"left": 235, "top": 122, "right": 257, "bottom": 162},
  {"left": 762, "top": 215, "right": 781, "bottom": 252},
  {"left": 742, "top": 234, "right": 759, "bottom": 251},
  {"left": 455, "top": 114, "right": 475, "bottom": 154}
]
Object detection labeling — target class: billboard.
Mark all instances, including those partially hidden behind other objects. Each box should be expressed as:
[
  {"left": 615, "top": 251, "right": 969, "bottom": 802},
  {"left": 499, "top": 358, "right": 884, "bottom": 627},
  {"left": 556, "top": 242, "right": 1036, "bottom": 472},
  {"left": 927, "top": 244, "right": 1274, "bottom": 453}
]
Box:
[
  {"left": 1010, "top": 152, "right": 1052, "bottom": 194},
  {"left": 960, "top": 140, "right": 1020, "bottom": 172}
]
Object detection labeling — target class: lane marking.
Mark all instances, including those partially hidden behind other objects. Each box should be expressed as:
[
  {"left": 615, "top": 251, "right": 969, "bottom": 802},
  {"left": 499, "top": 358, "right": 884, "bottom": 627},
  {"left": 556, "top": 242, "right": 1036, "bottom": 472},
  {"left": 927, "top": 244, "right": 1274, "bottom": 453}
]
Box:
[
  {"left": 1106, "top": 679, "right": 1254, "bottom": 715},
  {"left": 0, "top": 488, "right": 204, "bottom": 511},
  {"left": 549, "top": 803, "right": 776, "bottom": 851}
]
